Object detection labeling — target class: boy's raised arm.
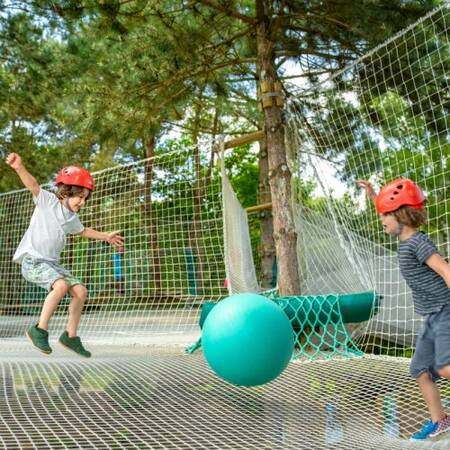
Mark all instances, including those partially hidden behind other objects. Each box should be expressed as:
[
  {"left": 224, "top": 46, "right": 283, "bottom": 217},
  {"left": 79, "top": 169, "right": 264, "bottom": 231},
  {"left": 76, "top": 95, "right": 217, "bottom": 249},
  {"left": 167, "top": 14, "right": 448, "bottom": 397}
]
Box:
[
  {"left": 6, "top": 153, "right": 40, "bottom": 197},
  {"left": 356, "top": 179, "right": 377, "bottom": 201}
]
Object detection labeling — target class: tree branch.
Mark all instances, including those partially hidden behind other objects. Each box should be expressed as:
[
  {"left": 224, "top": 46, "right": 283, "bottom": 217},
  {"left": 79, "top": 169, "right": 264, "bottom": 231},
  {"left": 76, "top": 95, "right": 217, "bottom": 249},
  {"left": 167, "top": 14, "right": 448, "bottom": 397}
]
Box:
[{"left": 191, "top": 0, "right": 256, "bottom": 25}]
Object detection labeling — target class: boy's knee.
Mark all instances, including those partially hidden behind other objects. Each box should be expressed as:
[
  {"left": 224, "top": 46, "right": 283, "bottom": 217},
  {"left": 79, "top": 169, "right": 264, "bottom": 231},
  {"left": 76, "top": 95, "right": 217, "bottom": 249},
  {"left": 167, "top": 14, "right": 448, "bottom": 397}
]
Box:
[
  {"left": 52, "top": 279, "right": 70, "bottom": 295},
  {"left": 410, "top": 361, "right": 424, "bottom": 380},
  {"left": 410, "top": 366, "right": 440, "bottom": 383},
  {"left": 71, "top": 284, "right": 88, "bottom": 301},
  {"left": 414, "top": 371, "right": 428, "bottom": 381},
  {"left": 438, "top": 365, "right": 450, "bottom": 379}
]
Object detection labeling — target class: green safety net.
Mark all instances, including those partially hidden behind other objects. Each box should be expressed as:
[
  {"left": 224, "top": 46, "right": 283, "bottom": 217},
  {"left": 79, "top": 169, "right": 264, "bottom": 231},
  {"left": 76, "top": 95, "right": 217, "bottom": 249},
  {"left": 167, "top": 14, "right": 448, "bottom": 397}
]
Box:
[{"left": 186, "top": 291, "right": 381, "bottom": 360}]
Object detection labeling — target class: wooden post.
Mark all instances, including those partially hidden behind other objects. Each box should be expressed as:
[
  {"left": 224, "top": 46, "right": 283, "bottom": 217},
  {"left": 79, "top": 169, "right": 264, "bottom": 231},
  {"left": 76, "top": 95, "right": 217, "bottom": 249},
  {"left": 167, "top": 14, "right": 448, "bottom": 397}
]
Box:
[
  {"left": 259, "top": 80, "right": 284, "bottom": 109},
  {"left": 222, "top": 130, "right": 265, "bottom": 150},
  {"left": 245, "top": 202, "right": 272, "bottom": 213}
]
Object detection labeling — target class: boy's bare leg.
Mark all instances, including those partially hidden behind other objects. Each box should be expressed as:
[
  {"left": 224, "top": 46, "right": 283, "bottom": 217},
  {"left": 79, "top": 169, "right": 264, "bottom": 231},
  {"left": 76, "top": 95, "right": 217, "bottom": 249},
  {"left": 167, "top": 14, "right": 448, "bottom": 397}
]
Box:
[
  {"left": 38, "top": 279, "right": 70, "bottom": 330},
  {"left": 438, "top": 366, "right": 450, "bottom": 380},
  {"left": 66, "top": 284, "right": 88, "bottom": 337},
  {"left": 417, "top": 372, "right": 446, "bottom": 422}
]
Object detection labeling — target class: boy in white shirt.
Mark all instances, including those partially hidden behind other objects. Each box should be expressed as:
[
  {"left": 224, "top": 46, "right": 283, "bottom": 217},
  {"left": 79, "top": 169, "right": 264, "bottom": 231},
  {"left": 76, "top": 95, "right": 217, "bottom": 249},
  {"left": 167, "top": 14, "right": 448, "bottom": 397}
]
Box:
[{"left": 6, "top": 153, "right": 124, "bottom": 357}]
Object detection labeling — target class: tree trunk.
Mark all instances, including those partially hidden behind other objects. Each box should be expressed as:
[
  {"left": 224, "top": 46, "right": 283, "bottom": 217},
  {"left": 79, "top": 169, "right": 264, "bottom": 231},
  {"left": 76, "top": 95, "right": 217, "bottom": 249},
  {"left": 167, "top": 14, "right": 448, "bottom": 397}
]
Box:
[
  {"left": 258, "top": 135, "right": 276, "bottom": 289},
  {"left": 190, "top": 95, "right": 207, "bottom": 295},
  {"left": 256, "top": 0, "right": 300, "bottom": 296},
  {"left": 0, "top": 194, "right": 20, "bottom": 314},
  {"left": 144, "top": 136, "right": 162, "bottom": 292},
  {"left": 82, "top": 193, "right": 99, "bottom": 300},
  {"left": 205, "top": 104, "right": 220, "bottom": 190}
]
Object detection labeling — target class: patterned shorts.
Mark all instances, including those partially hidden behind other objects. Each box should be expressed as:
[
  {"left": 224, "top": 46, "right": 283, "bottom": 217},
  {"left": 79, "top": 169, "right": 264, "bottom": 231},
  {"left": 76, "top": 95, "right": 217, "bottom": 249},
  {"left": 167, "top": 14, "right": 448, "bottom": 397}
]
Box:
[{"left": 21, "top": 255, "right": 83, "bottom": 292}]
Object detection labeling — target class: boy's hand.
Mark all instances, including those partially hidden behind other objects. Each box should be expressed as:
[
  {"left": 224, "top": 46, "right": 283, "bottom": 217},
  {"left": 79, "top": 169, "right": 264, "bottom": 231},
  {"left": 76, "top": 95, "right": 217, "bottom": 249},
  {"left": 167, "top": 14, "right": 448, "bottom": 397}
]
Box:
[
  {"left": 106, "top": 231, "right": 125, "bottom": 252},
  {"left": 6, "top": 153, "right": 23, "bottom": 171},
  {"left": 356, "top": 180, "right": 377, "bottom": 200}
]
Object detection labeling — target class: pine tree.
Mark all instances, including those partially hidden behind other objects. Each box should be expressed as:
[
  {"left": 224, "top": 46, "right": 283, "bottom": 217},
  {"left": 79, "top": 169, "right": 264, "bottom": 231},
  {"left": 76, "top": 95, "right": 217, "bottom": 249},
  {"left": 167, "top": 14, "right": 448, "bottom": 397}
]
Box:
[{"left": 3, "top": 0, "right": 442, "bottom": 294}]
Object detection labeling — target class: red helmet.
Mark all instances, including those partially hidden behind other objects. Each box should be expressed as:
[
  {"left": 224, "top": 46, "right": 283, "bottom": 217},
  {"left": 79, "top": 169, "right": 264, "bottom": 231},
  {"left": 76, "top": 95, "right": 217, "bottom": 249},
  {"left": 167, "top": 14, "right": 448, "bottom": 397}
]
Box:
[
  {"left": 56, "top": 166, "right": 94, "bottom": 191},
  {"left": 375, "top": 178, "right": 425, "bottom": 214}
]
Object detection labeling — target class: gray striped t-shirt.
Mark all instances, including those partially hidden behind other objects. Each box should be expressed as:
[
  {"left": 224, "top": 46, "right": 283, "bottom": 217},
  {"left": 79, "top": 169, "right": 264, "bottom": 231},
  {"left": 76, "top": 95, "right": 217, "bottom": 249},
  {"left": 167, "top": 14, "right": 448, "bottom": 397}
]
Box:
[{"left": 399, "top": 232, "right": 450, "bottom": 315}]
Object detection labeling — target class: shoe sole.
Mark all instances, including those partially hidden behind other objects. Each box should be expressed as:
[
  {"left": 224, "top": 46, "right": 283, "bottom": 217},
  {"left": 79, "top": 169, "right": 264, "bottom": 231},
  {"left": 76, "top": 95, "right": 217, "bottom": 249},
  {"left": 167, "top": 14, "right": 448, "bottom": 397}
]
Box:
[
  {"left": 430, "top": 427, "right": 450, "bottom": 439},
  {"left": 59, "top": 340, "right": 91, "bottom": 358},
  {"left": 26, "top": 331, "right": 52, "bottom": 355}
]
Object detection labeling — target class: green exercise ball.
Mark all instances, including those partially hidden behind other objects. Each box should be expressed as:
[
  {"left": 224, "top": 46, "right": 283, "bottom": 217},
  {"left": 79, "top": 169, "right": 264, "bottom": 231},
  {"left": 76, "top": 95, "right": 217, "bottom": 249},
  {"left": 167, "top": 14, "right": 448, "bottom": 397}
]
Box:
[{"left": 202, "top": 293, "right": 294, "bottom": 386}]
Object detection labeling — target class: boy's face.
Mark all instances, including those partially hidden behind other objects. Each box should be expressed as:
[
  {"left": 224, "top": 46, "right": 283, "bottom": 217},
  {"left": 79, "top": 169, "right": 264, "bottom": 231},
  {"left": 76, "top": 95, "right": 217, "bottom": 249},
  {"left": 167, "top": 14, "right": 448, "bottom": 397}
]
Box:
[
  {"left": 67, "top": 188, "right": 90, "bottom": 213},
  {"left": 380, "top": 213, "right": 399, "bottom": 235}
]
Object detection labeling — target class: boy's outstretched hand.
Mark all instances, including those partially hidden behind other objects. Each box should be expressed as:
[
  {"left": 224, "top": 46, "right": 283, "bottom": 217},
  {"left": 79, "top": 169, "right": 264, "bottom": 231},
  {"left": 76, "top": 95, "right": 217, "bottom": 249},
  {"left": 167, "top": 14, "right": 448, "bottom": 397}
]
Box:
[
  {"left": 356, "top": 180, "right": 377, "bottom": 201},
  {"left": 107, "top": 231, "right": 125, "bottom": 253},
  {"left": 6, "top": 152, "right": 23, "bottom": 171}
]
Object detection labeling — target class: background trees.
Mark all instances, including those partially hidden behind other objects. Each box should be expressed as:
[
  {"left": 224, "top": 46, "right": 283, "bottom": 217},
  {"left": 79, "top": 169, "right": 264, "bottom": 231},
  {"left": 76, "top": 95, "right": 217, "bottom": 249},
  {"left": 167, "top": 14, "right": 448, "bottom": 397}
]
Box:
[{"left": 0, "top": 0, "right": 444, "bottom": 294}]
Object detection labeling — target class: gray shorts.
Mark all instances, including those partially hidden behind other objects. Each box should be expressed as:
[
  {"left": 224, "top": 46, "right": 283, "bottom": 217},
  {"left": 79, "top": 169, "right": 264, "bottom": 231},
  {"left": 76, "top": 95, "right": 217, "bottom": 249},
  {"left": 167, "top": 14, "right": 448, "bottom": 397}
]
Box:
[
  {"left": 21, "top": 255, "right": 83, "bottom": 292},
  {"left": 410, "top": 302, "right": 450, "bottom": 382}
]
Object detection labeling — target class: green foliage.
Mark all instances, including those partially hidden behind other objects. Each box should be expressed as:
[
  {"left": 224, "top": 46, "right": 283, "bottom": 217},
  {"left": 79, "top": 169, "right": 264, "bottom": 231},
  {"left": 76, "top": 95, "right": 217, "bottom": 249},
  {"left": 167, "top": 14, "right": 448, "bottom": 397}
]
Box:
[
  {"left": 0, "top": 5, "right": 92, "bottom": 189},
  {"left": 1, "top": 0, "right": 441, "bottom": 186},
  {"left": 224, "top": 144, "right": 258, "bottom": 208},
  {"left": 0, "top": 1, "right": 447, "bottom": 307}
]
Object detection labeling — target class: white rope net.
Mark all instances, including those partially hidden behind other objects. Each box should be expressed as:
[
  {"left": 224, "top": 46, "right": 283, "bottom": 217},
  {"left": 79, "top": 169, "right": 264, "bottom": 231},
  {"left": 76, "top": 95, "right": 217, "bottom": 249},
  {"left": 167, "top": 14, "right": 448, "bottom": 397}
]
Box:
[
  {"left": 283, "top": 1, "right": 450, "bottom": 447},
  {"left": 1, "top": 4, "right": 450, "bottom": 449},
  {"left": 0, "top": 148, "right": 226, "bottom": 346}
]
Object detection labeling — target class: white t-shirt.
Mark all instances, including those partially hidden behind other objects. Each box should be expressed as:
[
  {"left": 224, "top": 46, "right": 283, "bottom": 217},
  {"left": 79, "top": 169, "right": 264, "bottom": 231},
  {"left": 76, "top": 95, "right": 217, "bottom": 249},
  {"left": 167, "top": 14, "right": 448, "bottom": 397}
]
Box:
[{"left": 13, "top": 189, "right": 84, "bottom": 264}]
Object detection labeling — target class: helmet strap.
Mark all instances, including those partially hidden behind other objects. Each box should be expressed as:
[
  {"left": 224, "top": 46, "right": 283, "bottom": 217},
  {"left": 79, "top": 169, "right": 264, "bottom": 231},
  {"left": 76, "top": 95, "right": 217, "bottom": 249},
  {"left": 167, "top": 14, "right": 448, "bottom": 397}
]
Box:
[
  {"left": 63, "top": 196, "right": 73, "bottom": 212},
  {"left": 394, "top": 222, "right": 404, "bottom": 237}
]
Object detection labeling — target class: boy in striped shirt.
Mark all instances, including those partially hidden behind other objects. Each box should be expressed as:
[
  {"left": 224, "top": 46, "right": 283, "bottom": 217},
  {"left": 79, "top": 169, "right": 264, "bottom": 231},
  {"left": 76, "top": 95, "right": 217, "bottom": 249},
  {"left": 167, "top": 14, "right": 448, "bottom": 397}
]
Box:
[{"left": 358, "top": 178, "right": 450, "bottom": 441}]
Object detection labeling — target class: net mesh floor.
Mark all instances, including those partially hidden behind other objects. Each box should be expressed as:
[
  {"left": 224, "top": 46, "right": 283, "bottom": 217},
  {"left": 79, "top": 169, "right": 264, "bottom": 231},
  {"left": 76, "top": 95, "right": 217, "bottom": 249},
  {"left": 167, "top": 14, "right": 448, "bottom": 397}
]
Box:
[
  {"left": 2, "top": 3, "right": 450, "bottom": 448},
  {"left": 1, "top": 343, "right": 449, "bottom": 449}
]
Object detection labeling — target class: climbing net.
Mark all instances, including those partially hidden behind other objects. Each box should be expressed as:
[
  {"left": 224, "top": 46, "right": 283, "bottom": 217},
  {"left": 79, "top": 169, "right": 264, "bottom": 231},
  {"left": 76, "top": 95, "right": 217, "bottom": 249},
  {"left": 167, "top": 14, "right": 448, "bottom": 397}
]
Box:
[{"left": 0, "top": 3, "right": 450, "bottom": 449}]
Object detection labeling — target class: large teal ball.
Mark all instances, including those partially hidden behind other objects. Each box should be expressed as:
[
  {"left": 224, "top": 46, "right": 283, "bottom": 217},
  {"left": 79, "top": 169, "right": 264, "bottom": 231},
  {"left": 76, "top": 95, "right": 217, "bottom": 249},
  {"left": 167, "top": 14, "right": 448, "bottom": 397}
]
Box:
[{"left": 202, "top": 293, "right": 294, "bottom": 386}]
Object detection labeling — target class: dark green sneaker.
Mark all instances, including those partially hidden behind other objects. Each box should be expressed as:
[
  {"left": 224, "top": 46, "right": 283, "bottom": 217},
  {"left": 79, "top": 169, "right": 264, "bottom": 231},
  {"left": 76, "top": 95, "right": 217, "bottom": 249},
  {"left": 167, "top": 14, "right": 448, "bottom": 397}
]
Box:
[
  {"left": 59, "top": 331, "right": 91, "bottom": 358},
  {"left": 26, "top": 324, "right": 52, "bottom": 354}
]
